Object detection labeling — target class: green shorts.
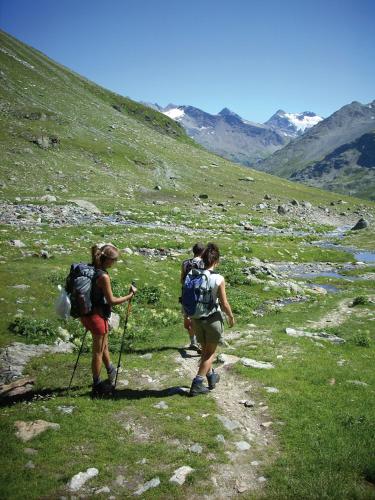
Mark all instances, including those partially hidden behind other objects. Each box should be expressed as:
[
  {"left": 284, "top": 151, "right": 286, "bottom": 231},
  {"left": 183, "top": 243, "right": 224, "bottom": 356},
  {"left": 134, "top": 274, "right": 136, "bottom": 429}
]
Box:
[{"left": 192, "top": 311, "right": 224, "bottom": 345}]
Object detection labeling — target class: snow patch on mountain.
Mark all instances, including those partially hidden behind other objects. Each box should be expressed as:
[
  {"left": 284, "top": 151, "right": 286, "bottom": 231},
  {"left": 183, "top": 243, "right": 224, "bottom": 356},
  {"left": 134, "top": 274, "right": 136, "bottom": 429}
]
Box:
[
  {"left": 284, "top": 112, "right": 323, "bottom": 132},
  {"left": 163, "top": 108, "right": 185, "bottom": 120}
]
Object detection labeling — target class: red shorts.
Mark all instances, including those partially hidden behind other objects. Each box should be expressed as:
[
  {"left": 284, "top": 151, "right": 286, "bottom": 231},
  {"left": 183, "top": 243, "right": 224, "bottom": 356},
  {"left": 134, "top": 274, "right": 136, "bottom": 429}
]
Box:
[{"left": 80, "top": 314, "right": 109, "bottom": 336}]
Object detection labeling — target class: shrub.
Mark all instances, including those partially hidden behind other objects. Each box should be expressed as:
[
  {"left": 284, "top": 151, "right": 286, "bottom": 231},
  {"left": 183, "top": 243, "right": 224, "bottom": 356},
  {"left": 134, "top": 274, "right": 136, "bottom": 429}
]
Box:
[
  {"left": 352, "top": 296, "right": 370, "bottom": 307},
  {"left": 353, "top": 332, "right": 370, "bottom": 348},
  {"left": 9, "top": 316, "right": 60, "bottom": 344}
]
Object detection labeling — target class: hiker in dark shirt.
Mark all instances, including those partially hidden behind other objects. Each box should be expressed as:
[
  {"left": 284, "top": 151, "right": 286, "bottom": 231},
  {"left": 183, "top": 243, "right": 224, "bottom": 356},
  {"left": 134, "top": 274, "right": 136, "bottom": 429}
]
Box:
[{"left": 180, "top": 242, "right": 205, "bottom": 351}]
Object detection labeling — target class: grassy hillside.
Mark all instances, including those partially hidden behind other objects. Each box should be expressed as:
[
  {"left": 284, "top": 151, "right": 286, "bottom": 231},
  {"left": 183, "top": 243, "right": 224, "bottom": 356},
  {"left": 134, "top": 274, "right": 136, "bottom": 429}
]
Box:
[{"left": 1, "top": 31, "right": 375, "bottom": 500}]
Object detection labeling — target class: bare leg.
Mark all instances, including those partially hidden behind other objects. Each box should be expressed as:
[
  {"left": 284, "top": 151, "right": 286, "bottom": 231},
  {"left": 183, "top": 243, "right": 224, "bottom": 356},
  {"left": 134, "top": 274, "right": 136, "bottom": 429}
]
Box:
[
  {"left": 92, "top": 333, "right": 107, "bottom": 378},
  {"left": 197, "top": 342, "right": 217, "bottom": 377},
  {"left": 100, "top": 335, "right": 112, "bottom": 370}
]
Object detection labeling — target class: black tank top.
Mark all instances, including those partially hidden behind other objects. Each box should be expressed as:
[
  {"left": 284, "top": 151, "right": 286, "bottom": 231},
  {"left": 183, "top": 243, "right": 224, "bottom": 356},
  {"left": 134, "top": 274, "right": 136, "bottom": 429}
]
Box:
[{"left": 91, "top": 269, "right": 111, "bottom": 319}]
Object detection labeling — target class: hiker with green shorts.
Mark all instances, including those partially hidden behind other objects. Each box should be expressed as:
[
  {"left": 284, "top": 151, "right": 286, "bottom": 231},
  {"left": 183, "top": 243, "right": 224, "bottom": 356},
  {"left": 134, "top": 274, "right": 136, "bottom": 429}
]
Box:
[{"left": 186, "top": 243, "right": 235, "bottom": 396}]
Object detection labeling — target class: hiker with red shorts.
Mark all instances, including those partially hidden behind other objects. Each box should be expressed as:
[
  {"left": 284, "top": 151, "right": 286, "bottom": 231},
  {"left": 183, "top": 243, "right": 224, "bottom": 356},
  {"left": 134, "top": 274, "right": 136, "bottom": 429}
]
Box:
[{"left": 80, "top": 244, "right": 136, "bottom": 394}]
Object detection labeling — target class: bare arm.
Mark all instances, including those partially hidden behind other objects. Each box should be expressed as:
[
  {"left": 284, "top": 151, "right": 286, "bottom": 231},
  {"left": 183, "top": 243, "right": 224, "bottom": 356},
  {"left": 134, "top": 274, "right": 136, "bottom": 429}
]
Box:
[
  {"left": 180, "top": 262, "right": 185, "bottom": 284},
  {"left": 217, "top": 279, "right": 235, "bottom": 327},
  {"left": 99, "top": 274, "right": 135, "bottom": 306}
]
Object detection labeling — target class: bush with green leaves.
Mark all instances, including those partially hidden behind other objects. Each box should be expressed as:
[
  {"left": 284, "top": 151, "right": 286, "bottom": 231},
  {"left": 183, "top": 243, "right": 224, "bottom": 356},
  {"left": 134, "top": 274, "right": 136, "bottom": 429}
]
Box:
[
  {"left": 353, "top": 332, "right": 370, "bottom": 347},
  {"left": 9, "top": 316, "right": 60, "bottom": 344},
  {"left": 352, "top": 296, "right": 370, "bottom": 307}
]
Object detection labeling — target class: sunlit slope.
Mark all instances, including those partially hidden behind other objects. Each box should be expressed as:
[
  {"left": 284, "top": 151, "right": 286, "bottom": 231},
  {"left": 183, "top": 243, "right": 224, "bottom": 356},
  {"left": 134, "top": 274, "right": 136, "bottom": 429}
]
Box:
[{"left": 0, "top": 30, "right": 368, "bottom": 211}]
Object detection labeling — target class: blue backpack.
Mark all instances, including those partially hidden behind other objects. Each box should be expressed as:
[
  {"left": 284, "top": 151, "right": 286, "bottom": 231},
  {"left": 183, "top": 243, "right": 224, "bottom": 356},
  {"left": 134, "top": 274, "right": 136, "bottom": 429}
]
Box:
[{"left": 182, "top": 269, "right": 218, "bottom": 319}]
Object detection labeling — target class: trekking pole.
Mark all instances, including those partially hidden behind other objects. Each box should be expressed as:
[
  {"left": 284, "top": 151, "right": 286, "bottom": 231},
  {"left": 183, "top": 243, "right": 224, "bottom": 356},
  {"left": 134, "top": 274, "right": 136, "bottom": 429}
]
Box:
[
  {"left": 113, "top": 282, "right": 136, "bottom": 393},
  {"left": 68, "top": 328, "right": 88, "bottom": 393}
]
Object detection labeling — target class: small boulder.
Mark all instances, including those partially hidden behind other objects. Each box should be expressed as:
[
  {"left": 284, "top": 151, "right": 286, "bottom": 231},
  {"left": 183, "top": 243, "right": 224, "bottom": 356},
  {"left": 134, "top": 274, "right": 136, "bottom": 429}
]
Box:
[
  {"left": 15, "top": 420, "right": 60, "bottom": 442},
  {"left": 9, "top": 240, "right": 26, "bottom": 248},
  {"left": 241, "top": 358, "right": 275, "bottom": 369},
  {"left": 67, "top": 467, "right": 99, "bottom": 492},
  {"left": 134, "top": 477, "right": 160, "bottom": 496},
  {"left": 351, "top": 218, "right": 369, "bottom": 231},
  {"left": 277, "top": 205, "right": 289, "bottom": 215},
  {"left": 198, "top": 193, "right": 208, "bottom": 199},
  {"left": 169, "top": 466, "right": 194, "bottom": 486}
]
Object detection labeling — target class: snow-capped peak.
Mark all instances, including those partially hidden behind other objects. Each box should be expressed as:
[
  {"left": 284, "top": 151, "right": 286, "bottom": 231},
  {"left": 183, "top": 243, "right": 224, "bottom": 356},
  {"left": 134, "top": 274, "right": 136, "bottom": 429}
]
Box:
[
  {"left": 163, "top": 107, "right": 185, "bottom": 120},
  {"left": 283, "top": 112, "right": 323, "bottom": 132}
]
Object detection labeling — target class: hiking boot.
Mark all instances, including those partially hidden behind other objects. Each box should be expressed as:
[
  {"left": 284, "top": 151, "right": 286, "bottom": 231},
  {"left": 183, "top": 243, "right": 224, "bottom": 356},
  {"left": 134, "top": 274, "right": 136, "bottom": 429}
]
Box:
[
  {"left": 92, "top": 380, "right": 113, "bottom": 397},
  {"left": 207, "top": 369, "right": 220, "bottom": 390},
  {"left": 189, "top": 343, "right": 202, "bottom": 354},
  {"left": 189, "top": 379, "right": 209, "bottom": 397},
  {"left": 107, "top": 365, "right": 117, "bottom": 386}
]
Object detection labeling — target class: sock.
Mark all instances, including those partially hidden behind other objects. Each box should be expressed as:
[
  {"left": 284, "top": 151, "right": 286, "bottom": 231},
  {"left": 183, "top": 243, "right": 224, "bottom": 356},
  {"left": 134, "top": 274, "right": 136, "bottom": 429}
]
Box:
[
  {"left": 193, "top": 375, "right": 204, "bottom": 384},
  {"left": 207, "top": 369, "right": 213, "bottom": 377},
  {"left": 106, "top": 363, "right": 115, "bottom": 373},
  {"left": 93, "top": 375, "right": 101, "bottom": 386},
  {"left": 190, "top": 335, "right": 197, "bottom": 345}
]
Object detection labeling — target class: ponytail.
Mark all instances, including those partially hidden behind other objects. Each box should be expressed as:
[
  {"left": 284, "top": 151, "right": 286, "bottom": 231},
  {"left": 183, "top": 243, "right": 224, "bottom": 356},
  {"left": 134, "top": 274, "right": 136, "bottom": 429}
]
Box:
[
  {"left": 202, "top": 242, "right": 220, "bottom": 269},
  {"left": 91, "top": 243, "right": 120, "bottom": 268}
]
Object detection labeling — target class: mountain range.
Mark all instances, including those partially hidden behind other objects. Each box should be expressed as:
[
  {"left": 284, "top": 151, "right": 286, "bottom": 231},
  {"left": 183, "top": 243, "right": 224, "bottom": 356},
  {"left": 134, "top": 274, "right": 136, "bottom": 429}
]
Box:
[
  {"left": 143, "top": 102, "right": 323, "bottom": 166},
  {"left": 145, "top": 100, "right": 375, "bottom": 200},
  {"left": 257, "top": 100, "right": 375, "bottom": 200}
]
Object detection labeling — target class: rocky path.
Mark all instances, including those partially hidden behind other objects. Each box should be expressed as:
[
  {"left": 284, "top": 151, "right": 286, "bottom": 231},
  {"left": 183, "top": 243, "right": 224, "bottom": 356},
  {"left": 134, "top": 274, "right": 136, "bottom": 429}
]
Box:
[{"left": 175, "top": 350, "right": 272, "bottom": 498}]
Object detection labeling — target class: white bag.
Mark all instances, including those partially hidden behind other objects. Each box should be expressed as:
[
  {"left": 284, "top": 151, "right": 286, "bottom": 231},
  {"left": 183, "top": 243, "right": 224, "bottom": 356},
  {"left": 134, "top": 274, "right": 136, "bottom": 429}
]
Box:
[
  {"left": 55, "top": 285, "right": 71, "bottom": 319},
  {"left": 108, "top": 312, "right": 120, "bottom": 331}
]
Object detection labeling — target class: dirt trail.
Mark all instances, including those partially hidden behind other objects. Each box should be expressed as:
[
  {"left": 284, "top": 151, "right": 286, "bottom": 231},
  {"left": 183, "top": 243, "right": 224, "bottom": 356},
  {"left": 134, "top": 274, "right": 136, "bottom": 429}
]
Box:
[
  {"left": 175, "top": 351, "right": 272, "bottom": 498},
  {"left": 306, "top": 298, "right": 354, "bottom": 329}
]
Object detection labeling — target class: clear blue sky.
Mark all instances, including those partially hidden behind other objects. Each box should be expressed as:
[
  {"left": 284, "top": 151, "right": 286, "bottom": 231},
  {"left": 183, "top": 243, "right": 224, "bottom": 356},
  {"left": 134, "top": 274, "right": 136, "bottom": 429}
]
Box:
[{"left": 1, "top": 0, "right": 374, "bottom": 122}]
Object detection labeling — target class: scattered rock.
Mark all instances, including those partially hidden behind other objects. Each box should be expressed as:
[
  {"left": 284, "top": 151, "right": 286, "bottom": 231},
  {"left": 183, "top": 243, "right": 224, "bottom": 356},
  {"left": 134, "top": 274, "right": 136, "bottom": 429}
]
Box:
[
  {"left": 351, "top": 218, "right": 369, "bottom": 230},
  {"left": 0, "top": 341, "right": 74, "bottom": 384},
  {"left": 264, "top": 194, "right": 272, "bottom": 200},
  {"left": 154, "top": 185, "right": 162, "bottom": 190},
  {"left": 140, "top": 353, "right": 152, "bottom": 360},
  {"left": 169, "top": 466, "right": 194, "bottom": 485},
  {"left": 216, "top": 353, "right": 240, "bottom": 365},
  {"left": 189, "top": 443, "right": 203, "bottom": 454},
  {"left": 285, "top": 328, "right": 345, "bottom": 344},
  {"left": 239, "top": 399, "right": 255, "bottom": 408},
  {"left": 9, "top": 239, "right": 26, "bottom": 248},
  {"left": 216, "top": 414, "right": 241, "bottom": 431},
  {"left": 277, "top": 205, "right": 289, "bottom": 215},
  {"left": 346, "top": 380, "right": 368, "bottom": 387},
  {"left": 69, "top": 199, "right": 101, "bottom": 214},
  {"left": 215, "top": 434, "right": 225, "bottom": 443},
  {"left": 24, "top": 448, "right": 38, "bottom": 455},
  {"left": 95, "top": 486, "right": 110, "bottom": 495},
  {"left": 123, "top": 247, "right": 133, "bottom": 255},
  {"left": 258, "top": 476, "right": 267, "bottom": 483},
  {"left": 302, "top": 201, "right": 312, "bottom": 209},
  {"left": 234, "top": 441, "right": 251, "bottom": 451},
  {"left": 241, "top": 358, "right": 275, "bottom": 369},
  {"left": 290, "top": 199, "right": 299, "bottom": 206},
  {"left": 134, "top": 477, "right": 160, "bottom": 496},
  {"left": 0, "top": 376, "right": 35, "bottom": 399},
  {"left": 260, "top": 422, "right": 273, "bottom": 429},
  {"left": 198, "top": 193, "right": 208, "bottom": 199},
  {"left": 40, "top": 195, "right": 57, "bottom": 202},
  {"left": 25, "top": 460, "right": 35, "bottom": 469},
  {"left": 265, "top": 387, "right": 279, "bottom": 393},
  {"left": 57, "top": 405, "right": 75, "bottom": 415},
  {"left": 67, "top": 467, "right": 99, "bottom": 492},
  {"left": 153, "top": 401, "right": 168, "bottom": 409},
  {"left": 15, "top": 420, "right": 60, "bottom": 442},
  {"left": 239, "top": 176, "right": 254, "bottom": 182}
]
